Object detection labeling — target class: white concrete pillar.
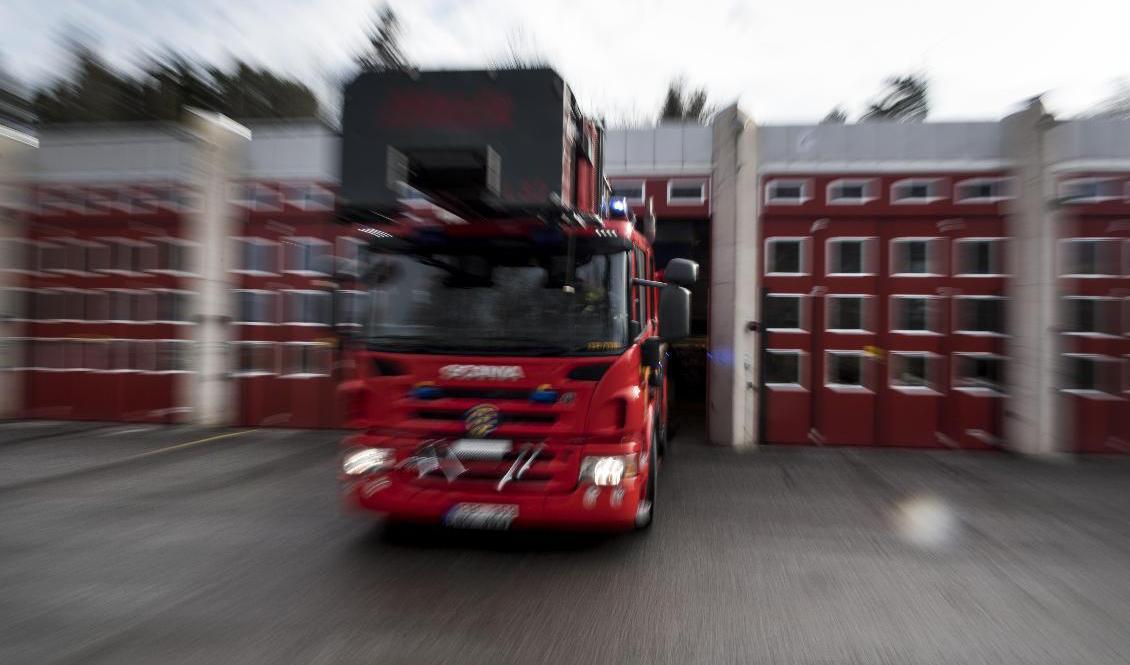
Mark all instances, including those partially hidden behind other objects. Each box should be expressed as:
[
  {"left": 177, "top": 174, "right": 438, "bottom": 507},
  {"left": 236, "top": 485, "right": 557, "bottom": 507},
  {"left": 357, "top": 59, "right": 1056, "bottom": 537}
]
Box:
[
  {"left": 707, "top": 106, "right": 759, "bottom": 448},
  {"left": 1002, "top": 100, "right": 1064, "bottom": 455},
  {"left": 183, "top": 110, "right": 251, "bottom": 427},
  {"left": 0, "top": 125, "right": 37, "bottom": 420}
]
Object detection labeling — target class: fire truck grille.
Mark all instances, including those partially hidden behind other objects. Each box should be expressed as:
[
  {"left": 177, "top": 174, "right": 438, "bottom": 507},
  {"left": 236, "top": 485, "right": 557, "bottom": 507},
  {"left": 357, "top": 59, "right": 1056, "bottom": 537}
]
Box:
[
  {"left": 427, "top": 387, "right": 534, "bottom": 400},
  {"left": 415, "top": 410, "right": 556, "bottom": 425}
]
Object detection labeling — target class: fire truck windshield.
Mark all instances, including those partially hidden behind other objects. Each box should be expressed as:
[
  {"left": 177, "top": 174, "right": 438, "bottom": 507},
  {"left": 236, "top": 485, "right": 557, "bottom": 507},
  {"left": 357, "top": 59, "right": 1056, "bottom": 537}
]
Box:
[{"left": 359, "top": 248, "right": 629, "bottom": 356}]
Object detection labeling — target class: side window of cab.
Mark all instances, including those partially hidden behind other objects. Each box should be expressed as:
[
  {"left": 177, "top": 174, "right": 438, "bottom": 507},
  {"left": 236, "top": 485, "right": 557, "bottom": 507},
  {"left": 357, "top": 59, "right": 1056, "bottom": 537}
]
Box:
[{"left": 632, "top": 246, "right": 646, "bottom": 337}]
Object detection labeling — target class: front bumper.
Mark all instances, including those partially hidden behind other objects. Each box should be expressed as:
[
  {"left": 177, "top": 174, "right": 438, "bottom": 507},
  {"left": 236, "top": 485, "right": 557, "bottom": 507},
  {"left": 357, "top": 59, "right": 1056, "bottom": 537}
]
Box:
[{"left": 342, "top": 474, "right": 644, "bottom": 531}]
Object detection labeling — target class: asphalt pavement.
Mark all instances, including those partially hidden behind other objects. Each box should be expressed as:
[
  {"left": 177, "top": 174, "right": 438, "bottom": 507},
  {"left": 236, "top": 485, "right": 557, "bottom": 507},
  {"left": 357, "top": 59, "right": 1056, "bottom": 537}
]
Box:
[{"left": 2, "top": 421, "right": 1130, "bottom": 664}]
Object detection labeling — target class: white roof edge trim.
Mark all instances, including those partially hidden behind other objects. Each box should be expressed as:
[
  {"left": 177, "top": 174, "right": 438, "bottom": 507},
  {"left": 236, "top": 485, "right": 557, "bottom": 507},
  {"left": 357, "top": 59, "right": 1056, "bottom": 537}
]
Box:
[{"left": 759, "top": 160, "right": 1013, "bottom": 174}]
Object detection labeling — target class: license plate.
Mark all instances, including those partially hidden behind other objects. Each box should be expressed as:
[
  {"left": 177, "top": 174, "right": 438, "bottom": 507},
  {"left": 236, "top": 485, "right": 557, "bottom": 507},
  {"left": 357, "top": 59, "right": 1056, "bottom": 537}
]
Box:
[
  {"left": 450, "top": 439, "right": 512, "bottom": 460},
  {"left": 444, "top": 503, "right": 518, "bottom": 530}
]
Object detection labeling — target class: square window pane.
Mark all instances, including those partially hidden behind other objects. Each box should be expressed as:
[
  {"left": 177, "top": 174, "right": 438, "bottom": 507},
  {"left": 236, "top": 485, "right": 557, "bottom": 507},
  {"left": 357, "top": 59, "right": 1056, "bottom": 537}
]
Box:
[
  {"left": 829, "top": 297, "right": 863, "bottom": 330},
  {"left": 831, "top": 241, "right": 864, "bottom": 273},
  {"left": 898, "top": 298, "right": 928, "bottom": 331},
  {"left": 770, "top": 241, "right": 802, "bottom": 273},
  {"left": 765, "top": 295, "right": 801, "bottom": 329},
  {"left": 765, "top": 352, "right": 800, "bottom": 384},
  {"left": 829, "top": 354, "right": 863, "bottom": 386},
  {"left": 893, "top": 355, "right": 929, "bottom": 387}
]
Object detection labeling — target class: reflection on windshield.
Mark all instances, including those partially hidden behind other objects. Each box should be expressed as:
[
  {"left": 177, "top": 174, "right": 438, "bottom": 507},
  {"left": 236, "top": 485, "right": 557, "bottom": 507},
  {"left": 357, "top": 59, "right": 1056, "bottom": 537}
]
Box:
[{"left": 362, "top": 250, "right": 628, "bottom": 355}]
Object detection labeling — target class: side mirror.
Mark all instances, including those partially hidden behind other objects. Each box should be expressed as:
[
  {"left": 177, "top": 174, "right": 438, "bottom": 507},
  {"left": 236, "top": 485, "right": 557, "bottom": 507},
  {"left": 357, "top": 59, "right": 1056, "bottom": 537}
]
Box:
[
  {"left": 663, "top": 258, "right": 698, "bottom": 288},
  {"left": 659, "top": 285, "right": 691, "bottom": 341}
]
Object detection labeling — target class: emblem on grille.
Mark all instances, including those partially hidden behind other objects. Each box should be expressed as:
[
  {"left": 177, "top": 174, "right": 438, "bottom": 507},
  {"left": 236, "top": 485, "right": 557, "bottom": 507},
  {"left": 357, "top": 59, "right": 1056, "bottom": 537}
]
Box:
[{"left": 464, "top": 404, "right": 500, "bottom": 438}]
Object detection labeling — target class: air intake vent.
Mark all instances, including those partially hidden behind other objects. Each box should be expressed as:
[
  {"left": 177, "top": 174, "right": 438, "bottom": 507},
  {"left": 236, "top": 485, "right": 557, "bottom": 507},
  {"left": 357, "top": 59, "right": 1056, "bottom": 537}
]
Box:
[
  {"left": 372, "top": 358, "right": 406, "bottom": 376},
  {"left": 568, "top": 363, "right": 611, "bottom": 381}
]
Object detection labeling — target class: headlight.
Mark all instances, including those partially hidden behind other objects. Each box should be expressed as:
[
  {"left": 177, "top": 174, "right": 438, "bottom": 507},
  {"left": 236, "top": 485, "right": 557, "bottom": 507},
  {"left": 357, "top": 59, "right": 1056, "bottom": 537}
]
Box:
[
  {"left": 579, "top": 454, "right": 638, "bottom": 487},
  {"left": 342, "top": 447, "right": 395, "bottom": 476}
]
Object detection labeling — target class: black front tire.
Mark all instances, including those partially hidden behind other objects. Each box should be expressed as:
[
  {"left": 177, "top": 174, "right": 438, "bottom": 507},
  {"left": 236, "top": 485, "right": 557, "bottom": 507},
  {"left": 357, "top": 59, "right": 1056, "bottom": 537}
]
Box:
[{"left": 635, "top": 427, "right": 659, "bottom": 530}]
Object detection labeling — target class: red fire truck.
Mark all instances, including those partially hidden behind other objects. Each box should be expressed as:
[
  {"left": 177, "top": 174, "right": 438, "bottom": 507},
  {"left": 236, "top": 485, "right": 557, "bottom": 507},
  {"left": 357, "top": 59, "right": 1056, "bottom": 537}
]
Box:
[{"left": 335, "top": 69, "right": 697, "bottom": 530}]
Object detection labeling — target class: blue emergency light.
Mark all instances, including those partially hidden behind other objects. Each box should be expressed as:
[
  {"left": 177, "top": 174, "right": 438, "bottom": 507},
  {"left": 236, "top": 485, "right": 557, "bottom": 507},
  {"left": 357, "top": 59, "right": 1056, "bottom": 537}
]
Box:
[{"left": 608, "top": 197, "right": 630, "bottom": 220}]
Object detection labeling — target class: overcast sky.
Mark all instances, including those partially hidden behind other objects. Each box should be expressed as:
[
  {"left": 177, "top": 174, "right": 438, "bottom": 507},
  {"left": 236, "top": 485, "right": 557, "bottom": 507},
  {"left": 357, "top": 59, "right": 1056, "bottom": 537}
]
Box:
[{"left": 1, "top": 0, "right": 1128, "bottom": 125}]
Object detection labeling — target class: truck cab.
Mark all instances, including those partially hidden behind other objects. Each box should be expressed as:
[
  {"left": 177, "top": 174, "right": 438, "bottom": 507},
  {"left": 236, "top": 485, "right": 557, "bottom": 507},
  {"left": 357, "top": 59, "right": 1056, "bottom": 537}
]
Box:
[{"left": 334, "top": 68, "right": 697, "bottom": 531}]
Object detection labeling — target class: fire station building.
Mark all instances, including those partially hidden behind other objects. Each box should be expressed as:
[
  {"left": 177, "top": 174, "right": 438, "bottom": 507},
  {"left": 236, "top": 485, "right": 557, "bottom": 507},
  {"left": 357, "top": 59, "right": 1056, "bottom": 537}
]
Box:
[
  {"left": 2, "top": 98, "right": 1128, "bottom": 455},
  {"left": 609, "top": 100, "right": 1128, "bottom": 455}
]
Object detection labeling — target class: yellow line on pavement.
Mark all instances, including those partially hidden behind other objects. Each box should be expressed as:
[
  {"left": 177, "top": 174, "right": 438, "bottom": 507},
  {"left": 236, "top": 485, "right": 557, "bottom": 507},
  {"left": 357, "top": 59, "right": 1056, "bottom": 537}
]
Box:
[{"left": 118, "top": 429, "right": 259, "bottom": 463}]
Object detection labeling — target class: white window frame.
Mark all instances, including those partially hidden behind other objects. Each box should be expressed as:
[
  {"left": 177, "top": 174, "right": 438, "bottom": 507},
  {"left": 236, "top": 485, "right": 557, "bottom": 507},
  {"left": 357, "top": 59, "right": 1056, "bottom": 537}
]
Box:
[
  {"left": 336, "top": 236, "right": 365, "bottom": 276},
  {"left": 4, "top": 337, "right": 30, "bottom": 371},
  {"left": 103, "top": 187, "right": 131, "bottom": 214},
  {"left": 764, "top": 178, "right": 811, "bottom": 205},
  {"left": 1062, "top": 296, "right": 1119, "bottom": 337},
  {"left": 889, "top": 351, "right": 942, "bottom": 394},
  {"left": 105, "top": 289, "right": 132, "bottom": 323},
  {"left": 765, "top": 237, "right": 809, "bottom": 276},
  {"left": 953, "top": 237, "right": 1006, "bottom": 277},
  {"left": 608, "top": 180, "right": 645, "bottom": 204},
  {"left": 1062, "top": 353, "right": 1121, "bottom": 398},
  {"left": 37, "top": 240, "right": 66, "bottom": 274},
  {"left": 1059, "top": 237, "right": 1120, "bottom": 278},
  {"left": 85, "top": 290, "right": 109, "bottom": 323},
  {"left": 56, "top": 287, "right": 87, "bottom": 323},
  {"left": 1059, "top": 177, "right": 1121, "bottom": 204},
  {"left": 282, "top": 289, "right": 331, "bottom": 326},
  {"left": 0, "top": 238, "right": 38, "bottom": 274},
  {"left": 666, "top": 179, "right": 707, "bottom": 205},
  {"left": 26, "top": 337, "right": 67, "bottom": 372},
  {"left": 825, "top": 294, "right": 872, "bottom": 333},
  {"left": 104, "top": 339, "right": 136, "bottom": 373},
  {"left": 282, "top": 183, "right": 335, "bottom": 211},
  {"left": 250, "top": 183, "right": 282, "bottom": 211},
  {"left": 234, "top": 289, "right": 278, "bottom": 326},
  {"left": 954, "top": 177, "right": 1013, "bottom": 204},
  {"left": 281, "top": 341, "right": 333, "bottom": 378},
  {"left": 825, "top": 237, "right": 875, "bottom": 276},
  {"left": 890, "top": 237, "right": 942, "bottom": 277},
  {"left": 282, "top": 236, "right": 331, "bottom": 276},
  {"left": 231, "top": 341, "right": 278, "bottom": 377},
  {"left": 825, "top": 350, "right": 872, "bottom": 393},
  {"left": 147, "top": 339, "right": 194, "bottom": 375},
  {"left": 826, "top": 178, "right": 878, "bottom": 205},
  {"left": 231, "top": 237, "right": 280, "bottom": 276},
  {"left": 890, "top": 295, "right": 941, "bottom": 335},
  {"left": 30, "top": 289, "right": 61, "bottom": 322},
  {"left": 150, "top": 184, "right": 195, "bottom": 212},
  {"left": 953, "top": 295, "right": 1007, "bottom": 336},
  {"left": 54, "top": 238, "right": 94, "bottom": 275},
  {"left": 337, "top": 289, "right": 367, "bottom": 328},
  {"left": 2, "top": 287, "right": 32, "bottom": 321},
  {"left": 149, "top": 237, "right": 198, "bottom": 276},
  {"left": 230, "top": 182, "right": 254, "bottom": 208},
  {"left": 891, "top": 178, "right": 945, "bottom": 204},
  {"left": 764, "top": 349, "right": 807, "bottom": 391},
  {"left": 953, "top": 352, "right": 1006, "bottom": 395},
  {"left": 97, "top": 237, "right": 156, "bottom": 276},
  {"left": 83, "top": 188, "right": 111, "bottom": 215},
  {"left": 764, "top": 293, "right": 807, "bottom": 333},
  {"left": 152, "top": 289, "right": 194, "bottom": 325},
  {"left": 38, "top": 186, "right": 83, "bottom": 215},
  {"left": 104, "top": 288, "right": 154, "bottom": 324}
]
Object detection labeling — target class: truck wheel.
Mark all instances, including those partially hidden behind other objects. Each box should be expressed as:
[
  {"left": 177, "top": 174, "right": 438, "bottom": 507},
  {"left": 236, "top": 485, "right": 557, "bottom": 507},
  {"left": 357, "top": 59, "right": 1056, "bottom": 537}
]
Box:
[{"left": 635, "top": 428, "right": 658, "bottom": 530}]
